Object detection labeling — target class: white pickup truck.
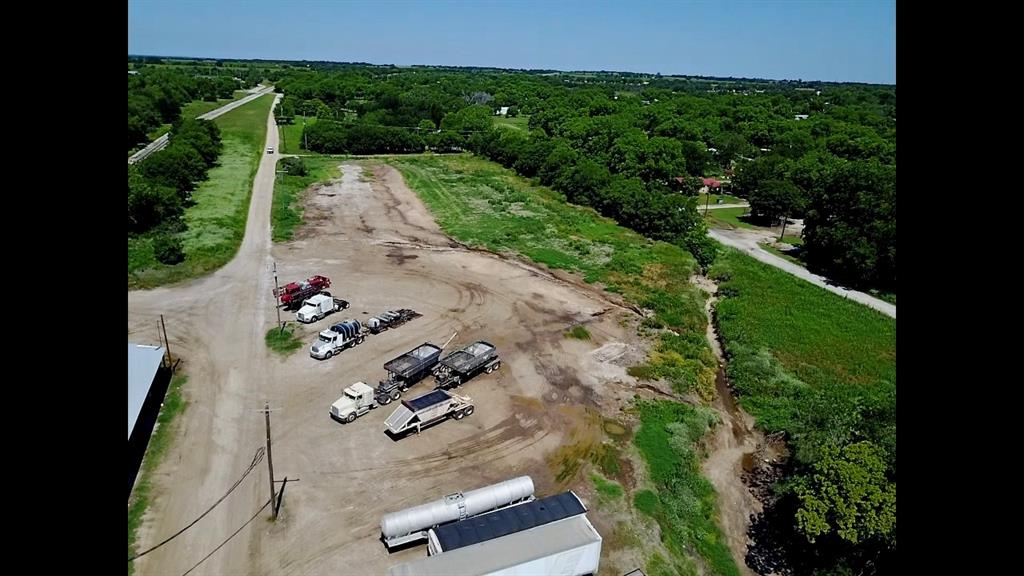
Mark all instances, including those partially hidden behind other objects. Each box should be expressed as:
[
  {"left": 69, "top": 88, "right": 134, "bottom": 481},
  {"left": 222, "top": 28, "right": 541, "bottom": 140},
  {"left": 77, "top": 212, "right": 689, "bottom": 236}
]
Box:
[{"left": 296, "top": 294, "right": 349, "bottom": 323}]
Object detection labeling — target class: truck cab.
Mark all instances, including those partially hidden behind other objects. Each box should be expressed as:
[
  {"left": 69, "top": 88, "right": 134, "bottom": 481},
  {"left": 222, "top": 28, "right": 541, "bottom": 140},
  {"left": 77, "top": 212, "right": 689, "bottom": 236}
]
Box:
[
  {"left": 296, "top": 294, "right": 348, "bottom": 323},
  {"left": 310, "top": 320, "right": 364, "bottom": 359},
  {"left": 311, "top": 331, "right": 342, "bottom": 359},
  {"left": 330, "top": 382, "right": 376, "bottom": 423}
]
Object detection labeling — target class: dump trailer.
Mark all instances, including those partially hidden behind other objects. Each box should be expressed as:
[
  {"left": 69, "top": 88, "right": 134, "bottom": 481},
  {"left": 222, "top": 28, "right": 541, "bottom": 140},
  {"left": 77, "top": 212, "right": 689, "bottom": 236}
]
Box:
[
  {"left": 296, "top": 294, "right": 349, "bottom": 323},
  {"left": 310, "top": 320, "right": 364, "bottom": 360},
  {"left": 384, "top": 389, "right": 473, "bottom": 437},
  {"left": 434, "top": 341, "right": 500, "bottom": 389},
  {"left": 380, "top": 476, "right": 536, "bottom": 548},
  {"left": 374, "top": 343, "right": 443, "bottom": 404},
  {"left": 330, "top": 382, "right": 377, "bottom": 423},
  {"left": 367, "top": 309, "right": 422, "bottom": 334},
  {"left": 275, "top": 275, "right": 331, "bottom": 309}
]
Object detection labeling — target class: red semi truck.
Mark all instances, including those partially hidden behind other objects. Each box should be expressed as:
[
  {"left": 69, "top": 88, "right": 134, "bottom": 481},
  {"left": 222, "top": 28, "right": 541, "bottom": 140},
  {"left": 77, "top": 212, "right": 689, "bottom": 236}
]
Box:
[{"left": 274, "top": 275, "right": 331, "bottom": 309}]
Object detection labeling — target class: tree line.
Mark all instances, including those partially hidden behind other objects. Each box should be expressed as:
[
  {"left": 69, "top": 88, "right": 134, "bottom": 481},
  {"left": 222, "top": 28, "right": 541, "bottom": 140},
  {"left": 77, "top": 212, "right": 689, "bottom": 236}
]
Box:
[
  {"left": 128, "top": 67, "right": 243, "bottom": 150},
  {"left": 273, "top": 66, "right": 894, "bottom": 284},
  {"left": 128, "top": 118, "right": 222, "bottom": 264}
]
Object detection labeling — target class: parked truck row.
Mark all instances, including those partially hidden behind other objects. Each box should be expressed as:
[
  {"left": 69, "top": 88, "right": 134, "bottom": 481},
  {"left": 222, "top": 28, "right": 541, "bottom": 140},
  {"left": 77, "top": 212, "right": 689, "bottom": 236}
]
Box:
[
  {"left": 278, "top": 274, "right": 495, "bottom": 438},
  {"left": 330, "top": 335, "right": 501, "bottom": 436}
]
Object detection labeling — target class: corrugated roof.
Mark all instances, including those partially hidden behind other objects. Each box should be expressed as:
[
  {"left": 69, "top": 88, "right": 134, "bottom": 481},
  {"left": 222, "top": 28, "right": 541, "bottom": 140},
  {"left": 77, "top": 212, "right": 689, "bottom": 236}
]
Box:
[
  {"left": 432, "top": 492, "right": 587, "bottom": 552},
  {"left": 128, "top": 343, "right": 165, "bottom": 439},
  {"left": 389, "top": 514, "right": 601, "bottom": 576}
]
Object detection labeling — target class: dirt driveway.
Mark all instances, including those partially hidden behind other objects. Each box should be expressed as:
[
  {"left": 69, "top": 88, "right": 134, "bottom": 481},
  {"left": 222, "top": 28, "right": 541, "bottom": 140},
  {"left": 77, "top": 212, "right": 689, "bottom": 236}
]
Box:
[{"left": 129, "top": 151, "right": 649, "bottom": 574}]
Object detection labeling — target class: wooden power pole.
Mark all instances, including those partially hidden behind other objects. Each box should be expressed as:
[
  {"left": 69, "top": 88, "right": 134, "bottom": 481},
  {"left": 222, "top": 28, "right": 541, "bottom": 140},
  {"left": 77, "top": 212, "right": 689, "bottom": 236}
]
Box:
[
  {"left": 160, "top": 314, "right": 172, "bottom": 366},
  {"left": 262, "top": 402, "right": 278, "bottom": 520},
  {"left": 273, "top": 261, "right": 283, "bottom": 331}
]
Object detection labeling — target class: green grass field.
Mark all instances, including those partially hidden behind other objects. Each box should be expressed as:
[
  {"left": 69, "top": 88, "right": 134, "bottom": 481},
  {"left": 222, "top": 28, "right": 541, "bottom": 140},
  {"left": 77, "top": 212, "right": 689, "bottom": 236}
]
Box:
[
  {"left": 703, "top": 206, "right": 758, "bottom": 230},
  {"left": 129, "top": 93, "right": 275, "bottom": 288},
  {"left": 131, "top": 95, "right": 253, "bottom": 155},
  {"left": 696, "top": 193, "right": 744, "bottom": 206},
  {"left": 265, "top": 325, "right": 303, "bottom": 355},
  {"left": 128, "top": 374, "right": 188, "bottom": 575},
  {"left": 492, "top": 115, "right": 530, "bottom": 132},
  {"left": 760, "top": 242, "right": 804, "bottom": 266},
  {"left": 388, "top": 153, "right": 731, "bottom": 573},
  {"left": 180, "top": 99, "right": 230, "bottom": 119},
  {"left": 279, "top": 115, "right": 317, "bottom": 154},
  {"left": 271, "top": 157, "right": 343, "bottom": 242},
  {"left": 710, "top": 248, "right": 896, "bottom": 463},
  {"left": 389, "top": 154, "right": 708, "bottom": 332}
]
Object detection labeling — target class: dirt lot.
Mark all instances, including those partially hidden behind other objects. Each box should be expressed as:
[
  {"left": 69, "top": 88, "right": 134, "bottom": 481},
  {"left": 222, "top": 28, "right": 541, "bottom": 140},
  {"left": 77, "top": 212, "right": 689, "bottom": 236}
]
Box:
[{"left": 129, "top": 146, "right": 654, "bottom": 574}]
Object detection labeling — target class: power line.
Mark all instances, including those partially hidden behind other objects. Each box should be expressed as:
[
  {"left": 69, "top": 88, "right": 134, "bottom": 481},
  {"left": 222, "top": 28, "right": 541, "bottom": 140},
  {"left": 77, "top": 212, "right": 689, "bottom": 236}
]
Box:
[
  {"left": 128, "top": 447, "right": 265, "bottom": 563},
  {"left": 181, "top": 498, "right": 273, "bottom": 576}
]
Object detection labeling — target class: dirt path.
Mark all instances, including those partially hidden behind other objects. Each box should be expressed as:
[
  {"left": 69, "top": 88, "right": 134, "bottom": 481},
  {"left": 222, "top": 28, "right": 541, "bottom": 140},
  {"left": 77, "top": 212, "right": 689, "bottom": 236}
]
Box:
[
  {"left": 710, "top": 227, "right": 896, "bottom": 319},
  {"left": 129, "top": 143, "right": 650, "bottom": 574},
  {"left": 703, "top": 202, "right": 750, "bottom": 210},
  {"left": 129, "top": 95, "right": 282, "bottom": 576},
  {"left": 693, "top": 275, "right": 763, "bottom": 576}
]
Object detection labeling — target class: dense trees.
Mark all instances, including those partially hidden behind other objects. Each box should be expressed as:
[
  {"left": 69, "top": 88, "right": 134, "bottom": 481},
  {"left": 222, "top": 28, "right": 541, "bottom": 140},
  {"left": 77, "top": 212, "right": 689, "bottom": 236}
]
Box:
[
  {"left": 803, "top": 160, "right": 896, "bottom": 289},
  {"left": 267, "top": 64, "right": 893, "bottom": 281},
  {"left": 794, "top": 441, "right": 896, "bottom": 546},
  {"left": 127, "top": 67, "right": 245, "bottom": 150},
  {"left": 128, "top": 118, "right": 223, "bottom": 264}
]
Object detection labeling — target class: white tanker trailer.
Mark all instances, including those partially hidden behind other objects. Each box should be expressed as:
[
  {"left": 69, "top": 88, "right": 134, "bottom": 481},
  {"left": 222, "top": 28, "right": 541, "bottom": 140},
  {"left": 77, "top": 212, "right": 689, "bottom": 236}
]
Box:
[{"left": 379, "top": 476, "right": 535, "bottom": 548}]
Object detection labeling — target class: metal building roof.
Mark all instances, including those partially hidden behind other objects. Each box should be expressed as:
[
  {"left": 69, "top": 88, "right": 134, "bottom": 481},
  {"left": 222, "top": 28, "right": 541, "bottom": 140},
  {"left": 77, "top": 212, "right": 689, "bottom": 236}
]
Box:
[
  {"left": 389, "top": 514, "right": 601, "bottom": 576},
  {"left": 432, "top": 491, "right": 587, "bottom": 552},
  {"left": 128, "top": 343, "right": 165, "bottom": 439}
]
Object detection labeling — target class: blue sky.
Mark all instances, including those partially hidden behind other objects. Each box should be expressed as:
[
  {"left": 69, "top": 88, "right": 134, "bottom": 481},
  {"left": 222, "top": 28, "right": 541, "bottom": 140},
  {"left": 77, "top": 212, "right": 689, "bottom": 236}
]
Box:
[{"left": 128, "top": 0, "right": 896, "bottom": 84}]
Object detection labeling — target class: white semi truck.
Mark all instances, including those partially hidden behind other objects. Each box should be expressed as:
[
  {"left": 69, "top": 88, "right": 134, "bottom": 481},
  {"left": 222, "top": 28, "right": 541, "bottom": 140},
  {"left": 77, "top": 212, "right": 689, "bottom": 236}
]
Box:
[
  {"left": 296, "top": 294, "right": 350, "bottom": 323},
  {"left": 330, "top": 382, "right": 377, "bottom": 423},
  {"left": 310, "top": 320, "right": 364, "bottom": 360}
]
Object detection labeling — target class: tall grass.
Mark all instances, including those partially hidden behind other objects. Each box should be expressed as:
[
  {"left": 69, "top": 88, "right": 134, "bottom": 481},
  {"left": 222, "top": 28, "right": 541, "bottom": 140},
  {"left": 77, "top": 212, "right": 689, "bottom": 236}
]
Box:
[
  {"left": 129, "top": 94, "right": 275, "bottom": 288},
  {"left": 271, "top": 157, "right": 343, "bottom": 242}
]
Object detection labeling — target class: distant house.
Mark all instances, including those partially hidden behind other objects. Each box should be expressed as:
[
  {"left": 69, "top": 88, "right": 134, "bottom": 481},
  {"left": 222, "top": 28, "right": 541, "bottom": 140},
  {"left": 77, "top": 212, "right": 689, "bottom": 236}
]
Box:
[
  {"left": 700, "top": 177, "right": 722, "bottom": 194},
  {"left": 128, "top": 70, "right": 139, "bottom": 75},
  {"left": 794, "top": 114, "right": 809, "bottom": 120},
  {"left": 496, "top": 106, "right": 510, "bottom": 116}
]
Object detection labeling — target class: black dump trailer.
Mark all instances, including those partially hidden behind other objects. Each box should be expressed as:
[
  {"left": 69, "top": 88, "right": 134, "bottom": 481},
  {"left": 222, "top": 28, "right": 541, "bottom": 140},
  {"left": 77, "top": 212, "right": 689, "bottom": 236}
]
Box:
[
  {"left": 375, "top": 343, "right": 443, "bottom": 405},
  {"left": 434, "top": 341, "right": 500, "bottom": 389}
]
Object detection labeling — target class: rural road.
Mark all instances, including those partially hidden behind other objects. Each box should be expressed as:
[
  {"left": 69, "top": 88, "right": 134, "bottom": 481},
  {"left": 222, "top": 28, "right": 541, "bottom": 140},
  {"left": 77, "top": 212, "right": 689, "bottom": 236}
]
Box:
[
  {"left": 702, "top": 202, "right": 749, "bottom": 210},
  {"left": 710, "top": 227, "right": 896, "bottom": 319},
  {"left": 129, "top": 92, "right": 281, "bottom": 575},
  {"left": 128, "top": 85, "right": 276, "bottom": 165}
]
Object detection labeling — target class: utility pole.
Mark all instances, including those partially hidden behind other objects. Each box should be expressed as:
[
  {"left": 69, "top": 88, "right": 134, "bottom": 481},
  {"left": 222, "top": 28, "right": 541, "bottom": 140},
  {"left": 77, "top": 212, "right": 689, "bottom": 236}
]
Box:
[
  {"left": 704, "top": 192, "right": 710, "bottom": 217},
  {"left": 273, "top": 261, "right": 282, "bottom": 331},
  {"left": 160, "top": 314, "right": 172, "bottom": 366},
  {"left": 262, "top": 402, "right": 278, "bottom": 520}
]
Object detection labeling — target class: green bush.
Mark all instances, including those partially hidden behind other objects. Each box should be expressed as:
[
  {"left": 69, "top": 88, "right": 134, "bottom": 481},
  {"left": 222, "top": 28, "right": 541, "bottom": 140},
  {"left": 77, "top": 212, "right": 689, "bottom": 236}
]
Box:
[
  {"left": 634, "top": 489, "right": 660, "bottom": 517},
  {"left": 153, "top": 233, "right": 185, "bottom": 264},
  {"left": 281, "top": 156, "right": 308, "bottom": 176}
]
